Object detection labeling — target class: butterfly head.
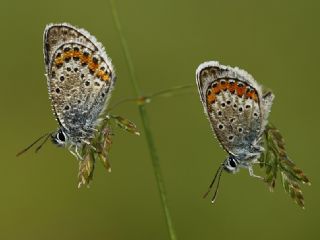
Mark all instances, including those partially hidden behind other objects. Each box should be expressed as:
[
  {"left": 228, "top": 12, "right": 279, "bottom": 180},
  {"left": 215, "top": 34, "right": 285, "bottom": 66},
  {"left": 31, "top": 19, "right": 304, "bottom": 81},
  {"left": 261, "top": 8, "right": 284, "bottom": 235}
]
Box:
[
  {"left": 51, "top": 129, "right": 68, "bottom": 147},
  {"left": 223, "top": 155, "right": 240, "bottom": 174}
]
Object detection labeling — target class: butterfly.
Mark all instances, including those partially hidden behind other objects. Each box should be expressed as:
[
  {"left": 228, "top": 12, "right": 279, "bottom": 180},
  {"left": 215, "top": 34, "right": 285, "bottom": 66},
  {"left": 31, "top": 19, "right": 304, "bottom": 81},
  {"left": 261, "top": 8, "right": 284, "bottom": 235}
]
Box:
[
  {"left": 17, "top": 23, "right": 116, "bottom": 159},
  {"left": 196, "top": 61, "right": 274, "bottom": 203}
]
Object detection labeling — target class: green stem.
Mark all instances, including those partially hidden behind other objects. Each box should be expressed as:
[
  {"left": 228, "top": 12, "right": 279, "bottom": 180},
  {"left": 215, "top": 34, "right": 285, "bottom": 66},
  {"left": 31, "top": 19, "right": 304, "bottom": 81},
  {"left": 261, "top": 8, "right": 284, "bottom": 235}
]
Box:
[
  {"left": 109, "top": 1, "right": 177, "bottom": 240},
  {"left": 138, "top": 105, "right": 177, "bottom": 239}
]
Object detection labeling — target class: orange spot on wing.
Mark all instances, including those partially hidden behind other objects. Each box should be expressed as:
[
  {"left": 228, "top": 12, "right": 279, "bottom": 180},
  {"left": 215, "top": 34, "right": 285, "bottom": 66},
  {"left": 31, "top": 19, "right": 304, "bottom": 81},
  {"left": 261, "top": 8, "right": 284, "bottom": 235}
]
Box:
[
  {"left": 228, "top": 81, "right": 236, "bottom": 93},
  {"left": 207, "top": 91, "right": 216, "bottom": 104},
  {"left": 246, "top": 89, "right": 253, "bottom": 98},
  {"left": 220, "top": 80, "right": 228, "bottom": 91},
  {"left": 80, "top": 53, "right": 89, "bottom": 64},
  {"left": 96, "top": 70, "right": 110, "bottom": 81},
  {"left": 245, "top": 88, "right": 259, "bottom": 102},
  {"left": 55, "top": 57, "right": 63, "bottom": 65},
  {"left": 212, "top": 84, "right": 221, "bottom": 94},
  {"left": 73, "top": 51, "right": 81, "bottom": 58},
  {"left": 251, "top": 91, "right": 258, "bottom": 102},
  {"left": 102, "top": 74, "right": 110, "bottom": 81},
  {"left": 236, "top": 83, "right": 246, "bottom": 97},
  {"left": 88, "top": 59, "right": 99, "bottom": 72},
  {"left": 97, "top": 70, "right": 104, "bottom": 78},
  {"left": 64, "top": 51, "right": 73, "bottom": 58}
]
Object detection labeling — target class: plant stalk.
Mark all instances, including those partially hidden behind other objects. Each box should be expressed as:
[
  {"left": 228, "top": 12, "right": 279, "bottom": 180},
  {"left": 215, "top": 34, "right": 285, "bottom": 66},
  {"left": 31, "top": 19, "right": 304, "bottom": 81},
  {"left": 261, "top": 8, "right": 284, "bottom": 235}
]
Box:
[{"left": 109, "top": 1, "right": 177, "bottom": 239}]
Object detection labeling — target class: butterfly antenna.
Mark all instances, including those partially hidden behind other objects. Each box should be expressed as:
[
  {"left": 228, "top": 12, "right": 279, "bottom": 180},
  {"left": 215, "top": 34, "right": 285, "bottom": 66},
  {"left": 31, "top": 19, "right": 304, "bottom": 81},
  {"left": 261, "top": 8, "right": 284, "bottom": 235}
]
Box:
[
  {"left": 16, "top": 132, "right": 51, "bottom": 157},
  {"left": 210, "top": 166, "right": 224, "bottom": 203},
  {"left": 203, "top": 164, "right": 224, "bottom": 201},
  {"left": 35, "top": 133, "right": 53, "bottom": 153}
]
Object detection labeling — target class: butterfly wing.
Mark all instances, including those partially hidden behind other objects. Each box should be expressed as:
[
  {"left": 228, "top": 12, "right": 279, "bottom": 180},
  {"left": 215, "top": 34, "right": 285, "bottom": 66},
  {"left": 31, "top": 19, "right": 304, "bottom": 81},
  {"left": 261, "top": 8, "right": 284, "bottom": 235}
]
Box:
[
  {"left": 44, "top": 23, "right": 115, "bottom": 142},
  {"left": 196, "top": 61, "right": 273, "bottom": 158}
]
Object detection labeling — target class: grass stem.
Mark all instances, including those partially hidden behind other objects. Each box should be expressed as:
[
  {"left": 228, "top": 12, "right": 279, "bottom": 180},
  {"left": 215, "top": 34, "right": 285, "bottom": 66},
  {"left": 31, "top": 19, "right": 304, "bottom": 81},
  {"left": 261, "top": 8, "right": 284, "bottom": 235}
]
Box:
[{"left": 109, "top": 1, "right": 177, "bottom": 239}]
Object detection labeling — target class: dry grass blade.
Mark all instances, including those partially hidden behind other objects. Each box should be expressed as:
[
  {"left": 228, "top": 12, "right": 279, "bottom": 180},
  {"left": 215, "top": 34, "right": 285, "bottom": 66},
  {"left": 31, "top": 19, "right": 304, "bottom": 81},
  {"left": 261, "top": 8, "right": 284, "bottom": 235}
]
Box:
[
  {"left": 259, "top": 124, "right": 311, "bottom": 208},
  {"left": 76, "top": 115, "right": 138, "bottom": 187},
  {"left": 78, "top": 150, "right": 95, "bottom": 188},
  {"left": 109, "top": 115, "right": 140, "bottom": 136},
  {"left": 97, "top": 124, "right": 113, "bottom": 172}
]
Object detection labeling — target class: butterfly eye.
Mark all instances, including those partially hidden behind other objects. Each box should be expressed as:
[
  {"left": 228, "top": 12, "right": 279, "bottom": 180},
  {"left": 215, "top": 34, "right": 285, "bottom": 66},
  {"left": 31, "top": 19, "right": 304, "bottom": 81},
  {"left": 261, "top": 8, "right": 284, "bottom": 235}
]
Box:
[
  {"left": 229, "top": 158, "right": 236, "bottom": 168},
  {"left": 223, "top": 156, "right": 238, "bottom": 173},
  {"left": 57, "top": 131, "right": 66, "bottom": 142},
  {"left": 51, "top": 130, "right": 67, "bottom": 146}
]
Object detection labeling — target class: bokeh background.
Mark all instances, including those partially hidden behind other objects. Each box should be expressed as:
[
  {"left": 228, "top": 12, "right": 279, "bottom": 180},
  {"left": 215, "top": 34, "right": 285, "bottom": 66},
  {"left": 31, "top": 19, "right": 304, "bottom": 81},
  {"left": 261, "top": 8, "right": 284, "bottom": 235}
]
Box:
[{"left": 1, "top": 0, "right": 319, "bottom": 239}]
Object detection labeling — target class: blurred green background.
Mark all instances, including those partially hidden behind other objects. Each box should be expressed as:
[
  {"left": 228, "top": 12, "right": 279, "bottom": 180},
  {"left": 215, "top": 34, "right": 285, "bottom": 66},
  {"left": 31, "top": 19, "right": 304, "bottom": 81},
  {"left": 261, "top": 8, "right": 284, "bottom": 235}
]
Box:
[{"left": 0, "top": 0, "right": 319, "bottom": 239}]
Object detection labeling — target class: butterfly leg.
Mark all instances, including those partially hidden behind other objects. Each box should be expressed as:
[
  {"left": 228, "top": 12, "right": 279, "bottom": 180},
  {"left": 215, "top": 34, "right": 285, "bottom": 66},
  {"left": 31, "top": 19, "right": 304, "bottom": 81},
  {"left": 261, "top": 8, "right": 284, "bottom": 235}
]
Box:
[
  {"left": 68, "top": 147, "right": 80, "bottom": 159},
  {"left": 81, "top": 139, "right": 97, "bottom": 151},
  {"left": 248, "top": 166, "right": 264, "bottom": 180},
  {"left": 89, "top": 127, "right": 98, "bottom": 132},
  {"left": 68, "top": 145, "right": 83, "bottom": 160},
  {"left": 75, "top": 145, "right": 83, "bottom": 160}
]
